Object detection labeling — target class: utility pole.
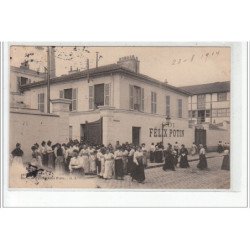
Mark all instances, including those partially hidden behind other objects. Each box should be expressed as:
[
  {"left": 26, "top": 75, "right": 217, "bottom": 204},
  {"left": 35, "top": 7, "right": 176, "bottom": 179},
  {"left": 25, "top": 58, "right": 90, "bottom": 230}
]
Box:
[
  {"left": 96, "top": 52, "right": 99, "bottom": 68},
  {"left": 47, "top": 46, "right": 51, "bottom": 113},
  {"left": 87, "top": 58, "right": 90, "bottom": 82}
]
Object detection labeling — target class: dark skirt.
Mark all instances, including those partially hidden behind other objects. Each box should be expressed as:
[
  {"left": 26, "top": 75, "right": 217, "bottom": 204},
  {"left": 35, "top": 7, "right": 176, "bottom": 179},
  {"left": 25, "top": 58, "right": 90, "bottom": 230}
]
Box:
[
  {"left": 221, "top": 155, "right": 230, "bottom": 170},
  {"left": 72, "top": 167, "right": 84, "bottom": 176},
  {"left": 179, "top": 154, "right": 190, "bottom": 168},
  {"left": 127, "top": 156, "right": 133, "bottom": 174},
  {"left": 217, "top": 145, "right": 224, "bottom": 153},
  {"left": 163, "top": 154, "right": 175, "bottom": 170},
  {"left": 96, "top": 159, "right": 101, "bottom": 174},
  {"left": 65, "top": 156, "right": 72, "bottom": 173},
  {"left": 155, "top": 150, "right": 163, "bottom": 163},
  {"left": 131, "top": 159, "right": 145, "bottom": 182},
  {"left": 150, "top": 151, "right": 155, "bottom": 162},
  {"left": 115, "top": 159, "right": 124, "bottom": 178},
  {"left": 42, "top": 153, "right": 48, "bottom": 166},
  {"left": 197, "top": 154, "right": 208, "bottom": 170}
]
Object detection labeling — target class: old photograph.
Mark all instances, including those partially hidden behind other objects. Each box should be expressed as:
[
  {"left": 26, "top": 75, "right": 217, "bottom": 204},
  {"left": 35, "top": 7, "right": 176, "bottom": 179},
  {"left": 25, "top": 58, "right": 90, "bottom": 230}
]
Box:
[{"left": 8, "top": 45, "right": 231, "bottom": 189}]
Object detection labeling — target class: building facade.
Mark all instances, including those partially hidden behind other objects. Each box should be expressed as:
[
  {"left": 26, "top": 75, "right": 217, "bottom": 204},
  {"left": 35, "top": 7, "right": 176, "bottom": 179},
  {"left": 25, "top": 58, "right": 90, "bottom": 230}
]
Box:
[
  {"left": 181, "top": 81, "right": 230, "bottom": 127},
  {"left": 13, "top": 55, "right": 193, "bottom": 148}
]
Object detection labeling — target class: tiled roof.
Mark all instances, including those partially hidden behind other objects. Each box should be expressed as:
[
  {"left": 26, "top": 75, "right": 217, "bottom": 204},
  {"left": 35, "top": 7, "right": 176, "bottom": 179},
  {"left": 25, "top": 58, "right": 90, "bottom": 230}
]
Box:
[
  {"left": 20, "top": 63, "right": 189, "bottom": 96},
  {"left": 180, "top": 81, "right": 230, "bottom": 95}
]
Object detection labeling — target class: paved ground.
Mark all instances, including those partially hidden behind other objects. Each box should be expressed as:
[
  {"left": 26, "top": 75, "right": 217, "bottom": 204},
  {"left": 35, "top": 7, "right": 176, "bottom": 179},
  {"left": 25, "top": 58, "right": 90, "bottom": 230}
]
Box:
[{"left": 10, "top": 153, "right": 230, "bottom": 189}]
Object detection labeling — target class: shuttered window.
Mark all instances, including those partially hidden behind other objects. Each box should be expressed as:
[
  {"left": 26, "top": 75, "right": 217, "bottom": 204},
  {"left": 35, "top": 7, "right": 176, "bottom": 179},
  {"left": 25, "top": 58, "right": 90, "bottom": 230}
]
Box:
[
  {"left": 178, "top": 99, "right": 182, "bottom": 118},
  {"left": 72, "top": 88, "right": 77, "bottom": 111},
  {"left": 89, "top": 85, "right": 94, "bottom": 109},
  {"left": 104, "top": 83, "right": 110, "bottom": 106},
  {"left": 129, "top": 85, "right": 134, "bottom": 110},
  {"left": 151, "top": 92, "right": 157, "bottom": 114}
]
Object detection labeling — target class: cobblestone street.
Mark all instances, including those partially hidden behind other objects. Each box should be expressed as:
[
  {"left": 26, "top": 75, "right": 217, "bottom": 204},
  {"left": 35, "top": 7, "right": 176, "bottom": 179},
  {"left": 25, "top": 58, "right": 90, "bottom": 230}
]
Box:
[{"left": 12, "top": 154, "right": 230, "bottom": 189}]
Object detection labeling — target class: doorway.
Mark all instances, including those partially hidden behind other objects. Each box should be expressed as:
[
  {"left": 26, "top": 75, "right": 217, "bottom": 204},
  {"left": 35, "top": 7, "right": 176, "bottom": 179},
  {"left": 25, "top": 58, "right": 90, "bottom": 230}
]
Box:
[{"left": 132, "top": 127, "right": 141, "bottom": 146}]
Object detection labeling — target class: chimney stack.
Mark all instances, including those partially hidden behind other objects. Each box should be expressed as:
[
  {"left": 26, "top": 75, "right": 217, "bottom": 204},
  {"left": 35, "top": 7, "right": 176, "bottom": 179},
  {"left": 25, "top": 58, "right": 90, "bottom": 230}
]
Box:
[{"left": 117, "top": 55, "right": 140, "bottom": 73}]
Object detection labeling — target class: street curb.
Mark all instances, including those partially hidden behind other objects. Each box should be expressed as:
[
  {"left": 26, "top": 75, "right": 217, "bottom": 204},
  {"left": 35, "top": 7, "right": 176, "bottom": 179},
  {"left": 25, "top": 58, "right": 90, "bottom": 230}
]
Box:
[{"left": 146, "top": 154, "right": 225, "bottom": 170}]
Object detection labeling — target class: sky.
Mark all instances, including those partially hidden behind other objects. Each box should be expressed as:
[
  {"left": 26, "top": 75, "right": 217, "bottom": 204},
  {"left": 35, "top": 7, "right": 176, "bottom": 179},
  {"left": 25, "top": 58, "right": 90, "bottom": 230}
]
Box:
[{"left": 10, "top": 45, "right": 231, "bottom": 87}]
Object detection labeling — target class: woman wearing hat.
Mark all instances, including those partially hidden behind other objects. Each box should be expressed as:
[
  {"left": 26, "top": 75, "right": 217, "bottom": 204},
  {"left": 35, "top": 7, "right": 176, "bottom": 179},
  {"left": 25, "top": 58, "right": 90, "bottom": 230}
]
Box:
[
  {"left": 131, "top": 146, "right": 145, "bottom": 183},
  {"left": 10, "top": 143, "right": 24, "bottom": 179},
  {"left": 114, "top": 146, "right": 124, "bottom": 180},
  {"left": 221, "top": 148, "right": 230, "bottom": 170},
  {"left": 179, "top": 144, "right": 190, "bottom": 168},
  {"left": 103, "top": 148, "right": 114, "bottom": 180},
  {"left": 163, "top": 144, "right": 175, "bottom": 171},
  {"left": 197, "top": 144, "right": 208, "bottom": 170},
  {"left": 46, "top": 141, "right": 54, "bottom": 169}
]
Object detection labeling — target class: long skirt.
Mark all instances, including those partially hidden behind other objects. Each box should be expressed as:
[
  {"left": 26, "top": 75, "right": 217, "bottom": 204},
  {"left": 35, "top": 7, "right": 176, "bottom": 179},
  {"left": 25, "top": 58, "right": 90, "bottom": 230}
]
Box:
[
  {"left": 142, "top": 152, "right": 147, "bottom": 168},
  {"left": 131, "top": 160, "right": 145, "bottom": 182},
  {"left": 115, "top": 159, "right": 124, "bottom": 179},
  {"left": 55, "top": 156, "right": 65, "bottom": 174},
  {"left": 150, "top": 151, "right": 155, "bottom": 162},
  {"left": 163, "top": 155, "right": 175, "bottom": 170},
  {"left": 72, "top": 167, "right": 84, "bottom": 176},
  {"left": 122, "top": 158, "right": 128, "bottom": 175},
  {"left": 96, "top": 159, "right": 101, "bottom": 175},
  {"left": 103, "top": 160, "right": 113, "bottom": 179},
  {"left": 99, "top": 158, "right": 105, "bottom": 177},
  {"left": 82, "top": 156, "right": 90, "bottom": 174},
  {"left": 217, "top": 145, "right": 224, "bottom": 153},
  {"left": 197, "top": 154, "right": 208, "bottom": 170},
  {"left": 179, "top": 155, "right": 190, "bottom": 168},
  {"left": 47, "top": 152, "right": 54, "bottom": 169},
  {"left": 155, "top": 151, "right": 163, "bottom": 163},
  {"left": 89, "top": 156, "right": 96, "bottom": 173},
  {"left": 221, "top": 155, "right": 230, "bottom": 170},
  {"left": 11, "top": 156, "right": 25, "bottom": 180},
  {"left": 65, "top": 156, "right": 72, "bottom": 173},
  {"left": 42, "top": 153, "right": 48, "bottom": 166},
  {"left": 127, "top": 156, "right": 133, "bottom": 174}
]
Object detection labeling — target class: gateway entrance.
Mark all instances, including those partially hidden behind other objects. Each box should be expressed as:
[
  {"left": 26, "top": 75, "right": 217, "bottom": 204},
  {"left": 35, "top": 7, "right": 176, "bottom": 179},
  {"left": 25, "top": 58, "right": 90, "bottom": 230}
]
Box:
[
  {"left": 81, "top": 118, "right": 103, "bottom": 145},
  {"left": 132, "top": 127, "right": 141, "bottom": 146}
]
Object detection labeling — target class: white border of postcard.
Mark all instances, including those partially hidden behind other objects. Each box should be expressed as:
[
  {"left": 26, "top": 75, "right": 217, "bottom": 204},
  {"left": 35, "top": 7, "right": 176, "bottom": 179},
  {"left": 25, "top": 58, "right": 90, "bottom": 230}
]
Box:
[{"left": 2, "top": 41, "right": 248, "bottom": 207}]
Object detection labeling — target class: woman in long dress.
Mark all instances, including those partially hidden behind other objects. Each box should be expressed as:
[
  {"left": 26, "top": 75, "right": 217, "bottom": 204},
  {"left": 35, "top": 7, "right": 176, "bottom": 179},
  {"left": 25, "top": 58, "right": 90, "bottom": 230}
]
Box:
[
  {"left": 149, "top": 143, "right": 155, "bottom": 163},
  {"left": 103, "top": 148, "right": 114, "bottom": 180},
  {"left": 221, "top": 149, "right": 230, "bottom": 170},
  {"left": 46, "top": 141, "right": 54, "bottom": 170},
  {"left": 79, "top": 145, "right": 90, "bottom": 174},
  {"left": 141, "top": 143, "right": 148, "bottom": 169},
  {"left": 163, "top": 144, "right": 175, "bottom": 171},
  {"left": 131, "top": 146, "right": 145, "bottom": 183},
  {"left": 179, "top": 144, "right": 190, "bottom": 168},
  {"left": 121, "top": 146, "right": 129, "bottom": 175},
  {"left": 114, "top": 147, "right": 124, "bottom": 180},
  {"left": 197, "top": 144, "right": 208, "bottom": 170},
  {"left": 11, "top": 143, "right": 24, "bottom": 179},
  {"left": 55, "top": 143, "right": 65, "bottom": 174},
  {"left": 127, "top": 146, "right": 135, "bottom": 174},
  {"left": 89, "top": 146, "right": 97, "bottom": 174}
]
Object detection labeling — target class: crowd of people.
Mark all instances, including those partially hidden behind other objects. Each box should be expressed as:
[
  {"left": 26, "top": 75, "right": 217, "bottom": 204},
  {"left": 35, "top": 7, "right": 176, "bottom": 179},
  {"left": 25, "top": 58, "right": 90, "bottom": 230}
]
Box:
[{"left": 10, "top": 139, "right": 230, "bottom": 183}]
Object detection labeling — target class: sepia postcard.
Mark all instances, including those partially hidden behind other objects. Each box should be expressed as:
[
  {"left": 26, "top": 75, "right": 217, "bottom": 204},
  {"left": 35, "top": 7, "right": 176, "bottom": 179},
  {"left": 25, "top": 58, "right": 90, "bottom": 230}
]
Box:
[{"left": 6, "top": 44, "right": 234, "bottom": 191}]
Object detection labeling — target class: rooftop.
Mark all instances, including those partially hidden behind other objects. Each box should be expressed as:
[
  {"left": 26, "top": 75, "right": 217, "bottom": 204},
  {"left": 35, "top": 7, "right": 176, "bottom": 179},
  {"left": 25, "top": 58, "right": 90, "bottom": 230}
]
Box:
[
  {"left": 180, "top": 81, "right": 230, "bottom": 95},
  {"left": 19, "top": 63, "right": 189, "bottom": 96}
]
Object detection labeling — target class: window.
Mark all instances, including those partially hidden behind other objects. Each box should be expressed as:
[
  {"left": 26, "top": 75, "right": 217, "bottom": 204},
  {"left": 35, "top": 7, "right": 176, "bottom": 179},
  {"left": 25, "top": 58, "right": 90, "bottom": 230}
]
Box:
[
  {"left": 192, "top": 111, "right": 197, "bottom": 118},
  {"left": 38, "top": 93, "right": 45, "bottom": 112},
  {"left": 178, "top": 99, "right": 182, "bottom": 118},
  {"left": 197, "top": 94, "right": 206, "bottom": 109},
  {"left": 166, "top": 96, "right": 170, "bottom": 116},
  {"left": 59, "top": 88, "right": 78, "bottom": 111},
  {"left": 151, "top": 92, "right": 157, "bottom": 114},
  {"left": 17, "top": 76, "right": 31, "bottom": 86},
  {"left": 205, "top": 110, "right": 210, "bottom": 117},
  {"left": 129, "top": 85, "right": 144, "bottom": 111},
  {"left": 217, "top": 109, "right": 227, "bottom": 117},
  {"left": 89, "top": 83, "right": 110, "bottom": 109},
  {"left": 212, "top": 109, "right": 218, "bottom": 117},
  {"left": 217, "top": 92, "right": 227, "bottom": 101}
]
